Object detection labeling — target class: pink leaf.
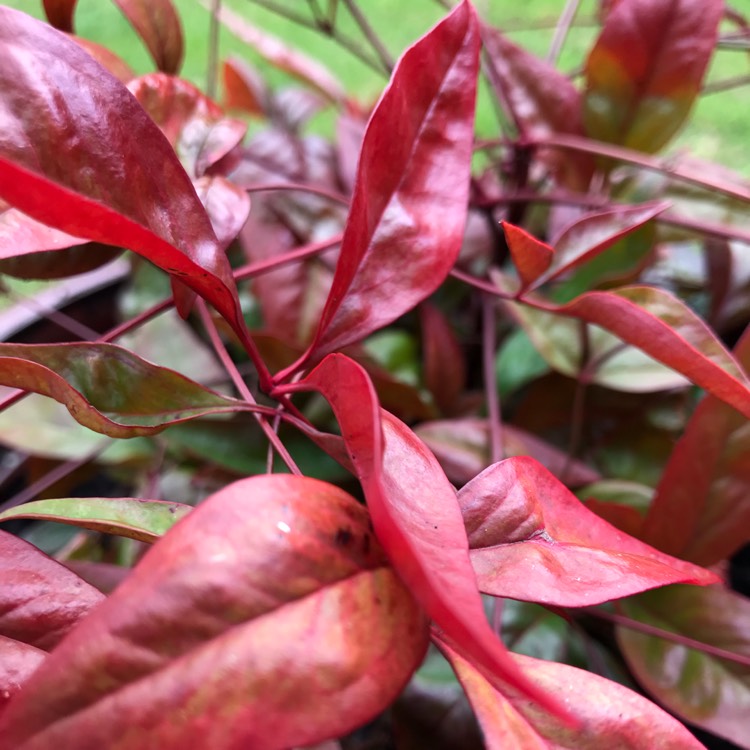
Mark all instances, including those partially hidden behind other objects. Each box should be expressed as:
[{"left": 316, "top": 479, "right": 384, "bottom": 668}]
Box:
[
  {"left": 0, "top": 636, "right": 46, "bottom": 713},
  {"left": 440, "top": 640, "right": 706, "bottom": 749},
  {"left": 280, "top": 353, "right": 573, "bottom": 722},
  {"left": 0, "top": 475, "right": 428, "bottom": 748},
  {"left": 459, "top": 457, "right": 718, "bottom": 607},
  {"left": 297, "top": 0, "right": 480, "bottom": 365},
  {"left": 0, "top": 530, "right": 104, "bottom": 651}
]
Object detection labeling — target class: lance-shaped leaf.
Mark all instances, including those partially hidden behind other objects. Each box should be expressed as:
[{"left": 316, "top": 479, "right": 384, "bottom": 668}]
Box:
[
  {"left": 0, "top": 498, "right": 192, "bottom": 544},
  {"left": 481, "top": 25, "right": 593, "bottom": 190},
  {"left": 502, "top": 293, "right": 691, "bottom": 393},
  {"left": 111, "top": 0, "right": 183, "bottom": 74},
  {"left": 222, "top": 57, "right": 268, "bottom": 116},
  {"left": 523, "top": 201, "right": 667, "bottom": 292},
  {"left": 618, "top": 585, "right": 750, "bottom": 749},
  {"left": 0, "top": 475, "right": 429, "bottom": 749},
  {"left": 69, "top": 36, "right": 135, "bottom": 83},
  {"left": 583, "top": 0, "right": 723, "bottom": 152},
  {"left": 0, "top": 530, "right": 104, "bottom": 651},
  {"left": 0, "top": 636, "right": 46, "bottom": 713},
  {"left": 280, "top": 353, "right": 572, "bottom": 721},
  {"left": 501, "top": 222, "right": 553, "bottom": 291},
  {"left": 642, "top": 326, "right": 750, "bottom": 566},
  {"left": 540, "top": 286, "right": 750, "bottom": 415},
  {"left": 298, "top": 1, "right": 480, "bottom": 365},
  {"left": 0, "top": 8, "right": 251, "bottom": 347},
  {"left": 42, "top": 0, "right": 77, "bottom": 31},
  {"left": 440, "top": 641, "right": 706, "bottom": 749},
  {"left": 128, "top": 74, "right": 247, "bottom": 178},
  {"left": 459, "top": 457, "right": 717, "bottom": 607},
  {"left": 0, "top": 342, "right": 246, "bottom": 438},
  {"left": 193, "top": 176, "right": 251, "bottom": 251}
]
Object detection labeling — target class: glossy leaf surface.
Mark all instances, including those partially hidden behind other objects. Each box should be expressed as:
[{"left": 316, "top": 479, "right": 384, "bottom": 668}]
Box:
[
  {"left": 0, "top": 530, "right": 104, "bottom": 650},
  {"left": 0, "top": 8, "right": 250, "bottom": 346},
  {"left": 111, "top": 0, "right": 184, "bottom": 74},
  {"left": 554, "top": 286, "right": 750, "bottom": 415},
  {"left": 642, "top": 327, "right": 750, "bottom": 566},
  {"left": 0, "top": 475, "right": 429, "bottom": 749},
  {"left": 459, "top": 457, "right": 717, "bottom": 607},
  {"left": 128, "top": 74, "right": 247, "bottom": 178},
  {"left": 0, "top": 498, "right": 192, "bottom": 544},
  {"left": 618, "top": 585, "right": 750, "bottom": 748},
  {"left": 0, "top": 342, "right": 244, "bottom": 438},
  {"left": 524, "top": 201, "right": 667, "bottom": 291},
  {"left": 302, "top": 1, "right": 480, "bottom": 363},
  {"left": 441, "top": 642, "right": 705, "bottom": 749},
  {"left": 283, "top": 354, "right": 571, "bottom": 720},
  {"left": 583, "top": 0, "right": 723, "bottom": 152}
]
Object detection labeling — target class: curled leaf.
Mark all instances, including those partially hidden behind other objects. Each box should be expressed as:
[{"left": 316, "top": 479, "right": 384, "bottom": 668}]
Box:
[
  {"left": 460, "top": 457, "right": 718, "bottom": 607},
  {"left": 0, "top": 342, "right": 245, "bottom": 438}
]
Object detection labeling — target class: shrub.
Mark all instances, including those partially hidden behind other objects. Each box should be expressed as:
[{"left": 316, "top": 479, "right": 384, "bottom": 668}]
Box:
[{"left": 0, "top": 0, "right": 748, "bottom": 747}]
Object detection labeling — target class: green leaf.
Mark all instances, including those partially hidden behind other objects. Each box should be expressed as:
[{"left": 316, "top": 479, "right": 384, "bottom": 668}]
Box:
[{"left": 0, "top": 497, "right": 192, "bottom": 544}]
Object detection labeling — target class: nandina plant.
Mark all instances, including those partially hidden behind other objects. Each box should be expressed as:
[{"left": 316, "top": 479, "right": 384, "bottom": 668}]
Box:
[{"left": 0, "top": 0, "right": 749, "bottom": 748}]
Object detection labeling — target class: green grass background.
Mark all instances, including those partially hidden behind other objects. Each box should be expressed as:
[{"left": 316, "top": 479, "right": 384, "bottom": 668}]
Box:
[{"left": 4, "top": 0, "right": 750, "bottom": 170}]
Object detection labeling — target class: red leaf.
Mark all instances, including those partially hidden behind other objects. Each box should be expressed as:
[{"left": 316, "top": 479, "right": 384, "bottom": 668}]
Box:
[
  {"left": 501, "top": 222, "right": 553, "bottom": 291},
  {"left": 42, "top": 0, "right": 77, "bottom": 31},
  {"left": 0, "top": 476, "right": 428, "bottom": 748},
  {"left": 523, "top": 201, "right": 668, "bottom": 292},
  {"left": 618, "top": 585, "right": 750, "bottom": 749},
  {"left": 0, "top": 530, "right": 104, "bottom": 650},
  {"left": 128, "top": 73, "right": 247, "bottom": 178},
  {"left": 420, "top": 303, "right": 467, "bottom": 415},
  {"left": 0, "top": 636, "right": 46, "bottom": 713},
  {"left": 297, "top": 1, "right": 480, "bottom": 365},
  {"left": 440, "top": 640, "right": 706, "bottom": 749},
  {"left": 0, "top": 342, "right": 245, "bottom": 438},
  {"left": 583, "top": 0, "right": 723, "bottom": 152},
  {"left": 111, "top": 0, "right": 184, "bottom": 74},
  {"left": 481, "top": 25, "right": 593, "bottom": 190},
  {"left": 552, "top": 286, "right": 750, "bottom": 416},
  {"left": 281, "top": 353, "right": 573, "bottom": 722},
  {"left": 222, "top": 57, "right": 268, "bottom": 116},
  {"left": 642, "top": 326, "right": 750, "bottom": 565},
  {"left": 459, "top": 457, "right": 718, "bottom": 607},
  {"left": 0, "top": 9, "right": 251, "bottom": 349}
]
